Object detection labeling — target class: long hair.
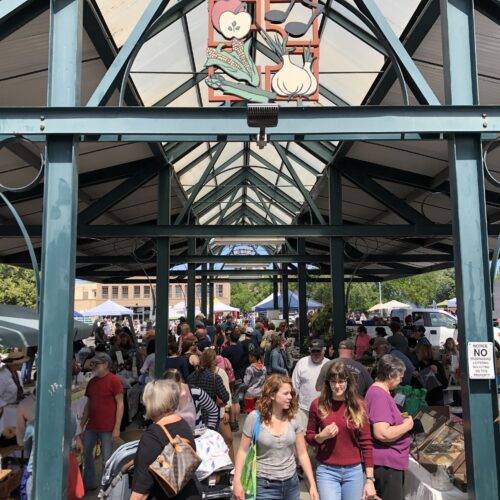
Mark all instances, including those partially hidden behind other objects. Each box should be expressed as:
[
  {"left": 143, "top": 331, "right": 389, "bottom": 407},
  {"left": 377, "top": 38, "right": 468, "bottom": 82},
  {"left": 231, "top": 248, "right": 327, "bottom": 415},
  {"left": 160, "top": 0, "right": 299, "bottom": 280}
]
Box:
[
  {"left": 199, "top": 348, "right": 216, "bottom": 373},
  {"left": 318, "top": 360, "right": 366, "bottom": 429},
  {"left": 255, "top": 374, "right": 298, "bottom": 423}
]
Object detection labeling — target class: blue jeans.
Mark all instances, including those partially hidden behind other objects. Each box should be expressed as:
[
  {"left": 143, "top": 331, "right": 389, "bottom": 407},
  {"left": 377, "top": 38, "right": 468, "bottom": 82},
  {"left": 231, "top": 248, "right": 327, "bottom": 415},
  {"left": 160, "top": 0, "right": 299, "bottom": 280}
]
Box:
[
  {"left": 256, "top": 473, "right": 300, "bottom": 500},
  {"left": 21, "top": 359, "right": 34, "bottom": 384},
  {"left": 83, "top": 430, "right": 113, "bottom": 489},
  {"left": 316, "top": 463, "right": 364, "bottom": 500}
]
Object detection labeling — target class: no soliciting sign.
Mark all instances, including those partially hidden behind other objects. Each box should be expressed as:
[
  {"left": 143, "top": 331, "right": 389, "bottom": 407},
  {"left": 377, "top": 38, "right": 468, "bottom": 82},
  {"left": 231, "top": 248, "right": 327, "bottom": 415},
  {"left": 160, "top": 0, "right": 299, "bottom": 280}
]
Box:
[{"left": 467, "top": 342, "right": 495, "bottom": 379}]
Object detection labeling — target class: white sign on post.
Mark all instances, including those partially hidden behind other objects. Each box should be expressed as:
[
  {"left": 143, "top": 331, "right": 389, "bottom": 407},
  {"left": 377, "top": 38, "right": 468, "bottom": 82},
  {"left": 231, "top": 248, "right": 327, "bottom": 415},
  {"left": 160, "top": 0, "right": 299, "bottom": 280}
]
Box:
[{"left": 467, "top": 342, "right": 495, "bottom": 379}]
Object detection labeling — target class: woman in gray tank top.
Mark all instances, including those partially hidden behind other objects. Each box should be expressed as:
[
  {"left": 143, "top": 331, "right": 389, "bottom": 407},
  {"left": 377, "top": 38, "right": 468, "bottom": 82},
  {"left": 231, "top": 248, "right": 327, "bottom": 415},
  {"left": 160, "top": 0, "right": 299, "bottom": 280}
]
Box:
[{"left": 232, "top": 374, "right": 319, "bottom": 500}]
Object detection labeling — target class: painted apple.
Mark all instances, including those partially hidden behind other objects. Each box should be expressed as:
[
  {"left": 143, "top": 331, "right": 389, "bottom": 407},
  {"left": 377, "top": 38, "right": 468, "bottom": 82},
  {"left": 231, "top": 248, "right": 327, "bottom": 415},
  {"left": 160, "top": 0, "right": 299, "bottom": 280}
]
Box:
[
  {"left": 212, "top": 0, "right": 247, "bottom": 34},
  {"left": 219, "top": 11, "right": 252, "bottom": 39}
]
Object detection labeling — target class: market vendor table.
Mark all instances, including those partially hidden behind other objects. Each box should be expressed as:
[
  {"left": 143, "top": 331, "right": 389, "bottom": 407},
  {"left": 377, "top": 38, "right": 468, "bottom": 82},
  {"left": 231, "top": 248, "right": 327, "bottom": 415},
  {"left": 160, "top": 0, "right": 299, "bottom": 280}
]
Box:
[
  {"left": 405, "top": 457, "right": 467, "bottom": 500},
  {"left": 0, "top": 385, "right": 87, "bottom": 438}
]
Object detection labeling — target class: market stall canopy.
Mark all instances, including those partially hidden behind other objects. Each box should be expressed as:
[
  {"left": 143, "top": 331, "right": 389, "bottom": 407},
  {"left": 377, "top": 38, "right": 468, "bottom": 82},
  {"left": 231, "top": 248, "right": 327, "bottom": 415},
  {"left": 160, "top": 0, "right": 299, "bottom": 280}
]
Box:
[
  {"left": 380, "top": 300, "right": 410, "bottom": 310},
  {"left": 81, "top": 300, "right": 133, "bottom": 317},
  {"left": 73, "top": 310, "right": 83, "bottom": 317},
  {"left": 368, "top": 302, "right": 385, "bottom": 312},
  {"left": 448, "top": 298, "right": 457, "bottom": 308},
  {"left": 0, "top": 304, "right": 92, "bottom": 348},
  {"left": 252, "top": 290, "right": 323, "bottom": 312},
  {"left": 214, "top": 301, "right": 240, "bottom": 313}
]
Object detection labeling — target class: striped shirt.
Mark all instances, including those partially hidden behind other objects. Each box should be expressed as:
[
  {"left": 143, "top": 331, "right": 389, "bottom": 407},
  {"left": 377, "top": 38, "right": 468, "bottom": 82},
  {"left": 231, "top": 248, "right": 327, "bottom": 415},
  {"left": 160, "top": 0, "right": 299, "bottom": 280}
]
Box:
[{"left": 189, "top": 386, "right": 219, "bottom": 430}]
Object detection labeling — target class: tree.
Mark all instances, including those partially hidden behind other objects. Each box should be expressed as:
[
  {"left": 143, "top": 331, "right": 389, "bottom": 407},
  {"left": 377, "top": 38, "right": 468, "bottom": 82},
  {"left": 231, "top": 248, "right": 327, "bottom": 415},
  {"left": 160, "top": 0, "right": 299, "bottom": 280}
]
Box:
[
  {"left": 0, "top": 264, "right": 37, "bottom": 308},
  {"left": 230, "top": 282, "right": 273, "bottom": 313}
]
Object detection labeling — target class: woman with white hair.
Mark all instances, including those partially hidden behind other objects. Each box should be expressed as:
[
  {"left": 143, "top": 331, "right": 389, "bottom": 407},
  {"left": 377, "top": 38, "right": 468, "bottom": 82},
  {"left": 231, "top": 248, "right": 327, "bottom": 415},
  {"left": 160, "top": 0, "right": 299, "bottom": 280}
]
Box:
[{"left": 131, "top": 380, "right": 201, "bottom": 500}]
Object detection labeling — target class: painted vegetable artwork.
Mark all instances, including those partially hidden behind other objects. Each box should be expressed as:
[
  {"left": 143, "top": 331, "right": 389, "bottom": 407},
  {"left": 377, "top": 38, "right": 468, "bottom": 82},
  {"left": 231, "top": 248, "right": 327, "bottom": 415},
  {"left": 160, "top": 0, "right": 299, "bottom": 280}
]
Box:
[{"left": 206, "top": 0, "right": 320, "bottom": 103}]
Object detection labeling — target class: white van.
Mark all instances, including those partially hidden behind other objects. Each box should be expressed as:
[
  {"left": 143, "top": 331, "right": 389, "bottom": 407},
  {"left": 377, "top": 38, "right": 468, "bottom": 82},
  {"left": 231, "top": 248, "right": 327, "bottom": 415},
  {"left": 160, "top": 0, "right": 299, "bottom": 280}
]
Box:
[{"left": 389, "top": 308, "right": 458, "bottom": 347}]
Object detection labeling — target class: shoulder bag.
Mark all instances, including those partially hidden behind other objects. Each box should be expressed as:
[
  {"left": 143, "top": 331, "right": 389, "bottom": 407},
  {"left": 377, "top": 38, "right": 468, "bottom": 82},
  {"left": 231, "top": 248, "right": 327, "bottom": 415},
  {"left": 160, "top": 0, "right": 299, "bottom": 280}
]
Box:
[
  {"left": 148, "top": 416, "right": 202, "bottom": 497},
  {"left": 240, "top": 410, "right": 261, "bottom": 500}
]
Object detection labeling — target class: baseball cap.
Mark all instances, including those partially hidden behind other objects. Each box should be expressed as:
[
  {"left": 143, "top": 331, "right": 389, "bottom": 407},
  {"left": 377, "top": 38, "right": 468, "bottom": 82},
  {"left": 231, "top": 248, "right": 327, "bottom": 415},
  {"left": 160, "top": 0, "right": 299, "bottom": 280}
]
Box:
[
  {"left": 338, "top": 339, "right": 355, "bottom": 350},
  {"left": 89, "top": 353, "right": 112, "bottom": 366},
  {"left": 309, "top": 339, "right": 325, "bottom": 351}
]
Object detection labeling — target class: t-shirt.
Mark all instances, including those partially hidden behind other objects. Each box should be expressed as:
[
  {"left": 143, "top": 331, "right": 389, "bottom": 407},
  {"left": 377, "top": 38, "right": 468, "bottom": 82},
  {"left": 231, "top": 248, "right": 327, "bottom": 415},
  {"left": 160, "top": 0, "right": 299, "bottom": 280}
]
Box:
[
  {"left": 316, "top": 357, "right": 373, "bottom": 396},
  {"left": 364, "top": 385, "right": 411, "bottom": 470},
  {"left": 165, "top": 356, "right": 189, "bottom": 383},
  {"left": 197, "top": 338, "right": 212, "bottom": 352},
  {"left": 221, "top": 344, "right": 246, "bottom": 380},
  {"left": 243, "top": 410, "right": 303, "bottom": 481},
  {"left": 132, "top": 419, "right": 201, "bottom": 500},
  {"left": 85, "top": 372, "right": 123, "bottom": 432},
  {"left": 355, "top": 335, "right": 371, "bottom": 359},
  {"left": 291, "top": 356, "right": 329, "bottom": 412},
  {"left": 305, "top": 399, "right": 373, "bottom": 468}
]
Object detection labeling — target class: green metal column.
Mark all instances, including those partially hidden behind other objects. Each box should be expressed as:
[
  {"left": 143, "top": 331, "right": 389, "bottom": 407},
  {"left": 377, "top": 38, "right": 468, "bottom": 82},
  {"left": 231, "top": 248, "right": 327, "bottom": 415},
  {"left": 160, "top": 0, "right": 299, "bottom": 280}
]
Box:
[
  {"left": 187, "top": 239, "right": 196, "bottom": 329},
  {"left": 273, "top": 268, "right": 279, "bottom": 310},
  {"left": 441, "top": 1, "right": 500, "bottom": 498},
  {"left": 297, "top": 239, "right": 308, "bottom": 352},
  {"left": 200, "top": 262, "right": 208, "bottom": 316},
  {"left": 282, "top": 263, "right": 289, "bottom": 324},
  {"left": 329, "top": 166, "right": 346, "bottom": 347},
  {"left": 33, "top": 1, "right": 82, "bottom": 498},
  {"left": 208, "top": 266, "right": 215, "bottom": 323},
  {"left": 155, "top": 165, "right": 171, "bottom": 379}
]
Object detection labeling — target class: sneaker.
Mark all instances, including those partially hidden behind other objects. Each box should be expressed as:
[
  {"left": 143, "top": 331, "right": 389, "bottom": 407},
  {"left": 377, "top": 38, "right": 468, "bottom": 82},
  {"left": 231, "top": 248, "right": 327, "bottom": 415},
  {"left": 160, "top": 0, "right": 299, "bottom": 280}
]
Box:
[{"left": 230, "top": 421, "right": 239, "bottom": 432}]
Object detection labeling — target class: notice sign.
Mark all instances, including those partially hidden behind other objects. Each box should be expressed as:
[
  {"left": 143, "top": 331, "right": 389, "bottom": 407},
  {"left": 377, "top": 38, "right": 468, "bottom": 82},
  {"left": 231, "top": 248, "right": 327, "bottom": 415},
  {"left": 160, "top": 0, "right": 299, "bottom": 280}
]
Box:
[{"left": 467, "top": 342, "right": 495, "bottom": 379}]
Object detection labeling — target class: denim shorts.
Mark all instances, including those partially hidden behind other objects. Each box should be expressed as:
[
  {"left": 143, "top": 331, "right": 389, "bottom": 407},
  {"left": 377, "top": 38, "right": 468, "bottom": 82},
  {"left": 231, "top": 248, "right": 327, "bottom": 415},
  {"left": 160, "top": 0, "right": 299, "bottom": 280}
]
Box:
[{"left": 256, "top": 472, "right": 300, "bottom": 500}]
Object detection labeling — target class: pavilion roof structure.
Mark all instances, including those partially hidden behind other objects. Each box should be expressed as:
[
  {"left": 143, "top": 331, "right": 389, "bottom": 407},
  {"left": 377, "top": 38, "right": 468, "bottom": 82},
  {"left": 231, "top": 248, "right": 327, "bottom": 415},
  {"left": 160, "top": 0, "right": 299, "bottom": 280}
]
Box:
[{"left": 0, "top": 0, "right": 499, "bottom": 283}]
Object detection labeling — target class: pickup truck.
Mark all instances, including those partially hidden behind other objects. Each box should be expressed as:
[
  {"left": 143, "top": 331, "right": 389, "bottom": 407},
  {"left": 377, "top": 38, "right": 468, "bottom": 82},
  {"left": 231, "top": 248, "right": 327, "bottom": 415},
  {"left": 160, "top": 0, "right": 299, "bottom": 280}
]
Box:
[{"left": 346, "top": 308, "right": 458, "bottom": 347}]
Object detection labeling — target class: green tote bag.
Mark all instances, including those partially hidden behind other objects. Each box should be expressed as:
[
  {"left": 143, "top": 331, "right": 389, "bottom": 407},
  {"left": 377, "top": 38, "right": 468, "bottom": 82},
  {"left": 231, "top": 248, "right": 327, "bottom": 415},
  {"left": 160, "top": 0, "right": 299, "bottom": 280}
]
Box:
[{"left": 240, "top": 410, "right": 261, "bottom": 500}]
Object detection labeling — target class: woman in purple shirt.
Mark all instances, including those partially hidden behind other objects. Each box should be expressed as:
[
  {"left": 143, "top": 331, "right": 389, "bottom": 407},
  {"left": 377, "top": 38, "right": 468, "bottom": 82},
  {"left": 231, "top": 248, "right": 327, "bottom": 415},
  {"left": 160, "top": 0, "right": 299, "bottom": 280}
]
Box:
[{"left": 365, "top": 354, "right": 414, "bottom": 500}]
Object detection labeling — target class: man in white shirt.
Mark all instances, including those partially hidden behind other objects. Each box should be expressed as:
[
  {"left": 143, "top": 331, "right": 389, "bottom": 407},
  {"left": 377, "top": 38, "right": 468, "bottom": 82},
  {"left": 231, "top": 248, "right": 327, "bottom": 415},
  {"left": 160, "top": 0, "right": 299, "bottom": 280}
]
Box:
[{"left": 292, "top": 338, "right": 329, "bottom": 428}]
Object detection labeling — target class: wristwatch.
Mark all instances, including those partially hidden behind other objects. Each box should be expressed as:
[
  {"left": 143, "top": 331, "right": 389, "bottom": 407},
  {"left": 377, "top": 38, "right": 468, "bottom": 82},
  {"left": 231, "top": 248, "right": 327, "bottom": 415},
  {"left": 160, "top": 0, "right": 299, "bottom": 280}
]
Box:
[{"left": 366, "top": 477, "right": 375, "bottom": 482}]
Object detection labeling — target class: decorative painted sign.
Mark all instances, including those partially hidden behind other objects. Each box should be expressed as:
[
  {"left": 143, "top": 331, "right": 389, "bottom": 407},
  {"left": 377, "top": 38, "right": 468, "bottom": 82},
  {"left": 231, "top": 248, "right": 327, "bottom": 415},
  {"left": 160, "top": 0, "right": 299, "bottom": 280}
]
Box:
[{"left": 206, "top": 0, "right": 321, "bottom": 102}]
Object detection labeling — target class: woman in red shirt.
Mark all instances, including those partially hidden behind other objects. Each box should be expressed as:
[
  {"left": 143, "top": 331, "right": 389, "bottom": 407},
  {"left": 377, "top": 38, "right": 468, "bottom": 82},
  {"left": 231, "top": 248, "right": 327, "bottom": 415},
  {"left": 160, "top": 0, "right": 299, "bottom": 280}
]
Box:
[{"left": 306, "top": 360, "right": 376, "bottom": 500}]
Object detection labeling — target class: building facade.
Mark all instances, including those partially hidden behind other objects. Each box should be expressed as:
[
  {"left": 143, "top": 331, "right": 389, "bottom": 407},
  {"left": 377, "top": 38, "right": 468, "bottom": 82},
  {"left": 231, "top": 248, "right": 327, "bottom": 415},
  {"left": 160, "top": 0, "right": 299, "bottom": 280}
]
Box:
[{"left": 74, "top": 281, "right": 231, "bottom": 322}]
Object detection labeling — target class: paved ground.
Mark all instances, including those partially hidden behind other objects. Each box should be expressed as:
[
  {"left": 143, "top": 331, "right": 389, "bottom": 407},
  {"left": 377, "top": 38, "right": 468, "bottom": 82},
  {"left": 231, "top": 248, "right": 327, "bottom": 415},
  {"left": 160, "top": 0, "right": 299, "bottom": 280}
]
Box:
[{"left": 83, "top": 414, "right": 311, "bottom": 499}]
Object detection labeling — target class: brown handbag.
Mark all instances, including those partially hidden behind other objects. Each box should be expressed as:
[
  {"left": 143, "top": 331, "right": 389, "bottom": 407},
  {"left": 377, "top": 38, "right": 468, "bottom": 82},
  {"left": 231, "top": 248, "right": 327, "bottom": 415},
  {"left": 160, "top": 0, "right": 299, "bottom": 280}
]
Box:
[
  {"left": 213, "top": 373, "right": 225, "bottom": 408},
  {"left": 148, "top": 417, "right": 202, "bottom": 497}
]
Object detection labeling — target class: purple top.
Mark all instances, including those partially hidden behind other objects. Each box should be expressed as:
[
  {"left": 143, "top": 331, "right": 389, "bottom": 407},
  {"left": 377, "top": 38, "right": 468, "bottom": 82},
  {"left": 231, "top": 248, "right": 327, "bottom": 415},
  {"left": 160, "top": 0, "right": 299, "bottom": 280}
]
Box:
[{"left": 364, "top": 385, "right": 411, "bottom": 470}]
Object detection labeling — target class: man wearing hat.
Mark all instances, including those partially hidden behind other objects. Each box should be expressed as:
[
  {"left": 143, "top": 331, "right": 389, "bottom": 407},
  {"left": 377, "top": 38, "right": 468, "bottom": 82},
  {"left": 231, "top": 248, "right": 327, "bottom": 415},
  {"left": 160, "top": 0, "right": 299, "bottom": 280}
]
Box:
[
  {"left": 316, "top": 339, "right": 373, "bottom": 396},
  {"left": 81, "top": 353, "right": 124, "bottom": 490},
  {"left": 292, "top": 338, "right": 330, "bottom": 427},
  {"left": 0, "top": 351, "right": 28, "bottom": 408}
]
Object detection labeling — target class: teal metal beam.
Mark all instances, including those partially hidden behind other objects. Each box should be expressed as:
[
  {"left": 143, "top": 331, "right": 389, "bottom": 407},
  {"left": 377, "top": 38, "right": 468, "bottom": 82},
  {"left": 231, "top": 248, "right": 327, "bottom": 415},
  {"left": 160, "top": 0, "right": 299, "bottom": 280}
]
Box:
[
  {"left": 33, "top": 1, "right": 82, "bottom": 498},
  {"left": 248, "top": 185, "right": 297, "bottom": 218},
  {"left": 252, "top": 188, "right": 287, "bottom": 225},
  {"left": 355, "top": 0, "right": 439, "bottom": 105},
  {"left": 187, "top": 239, "right": 196, "bottom": 328},
  {"left": 274, "top": 143, "right": 326, "bottom": 224},
  {"left": 153, "top": 71, "right": 207, "bottom": 108},
  {"left": 441, "top": 1, "right": 500, "bottom": 497},
  {"left": 208, "top": 264, "right": 214, "bottom": 320},
  {"left": 249, "top": 150, "right": 298, "bottom": 186},
  {"left": 177, "top": 143, "right": 220, "bottom": 178},
  {"left": 4, "top": 106, "right": 500, "bottom": 139},
  {"left": 78, "top": 163, "right": 160, "bottom": 224},
  {"left": 282, "top": 262, "right": 289, "bottom": 323},
  {"left": 200, "top": 263, "right": 207, "bottom": 316},
  {"left": 5, "top": 223, "right": 500, "bottom": 238},
  {"left": 329, "top": 167, "right": 346, "bottom": 347},
  {"left": 155, "top": 165, "right": 171, "bottom": 379},
  {"left": 203, "top": 192, "right": 242, "bottom": 225},
  {"left": 297, "top": 239, "right": 308, "bottom": 352},
  {"left": 335, "top": 163, "right": 432, "bottom": 225},
  {"left": 87, "top": 0, "right": 170, "bottom": 106},
  {"left": 174, "top": 143, "right": 225, "bottom": 224}
]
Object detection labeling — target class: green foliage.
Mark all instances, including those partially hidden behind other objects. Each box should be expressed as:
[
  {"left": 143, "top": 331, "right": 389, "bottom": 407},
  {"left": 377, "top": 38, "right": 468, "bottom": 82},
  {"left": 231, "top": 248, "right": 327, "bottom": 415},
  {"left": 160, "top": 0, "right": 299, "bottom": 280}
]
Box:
[
  {"left": 0, "top": 264, "right": 37, "bottom": 308},
  {"left": 310, "top": 304, "right": 332, "bottom": 336},
  {"left": 230, "top": 282, "right": 273, "bottom": 313},
  {"left": 306, "top": 269, "right": 456, "bottom": 313}
]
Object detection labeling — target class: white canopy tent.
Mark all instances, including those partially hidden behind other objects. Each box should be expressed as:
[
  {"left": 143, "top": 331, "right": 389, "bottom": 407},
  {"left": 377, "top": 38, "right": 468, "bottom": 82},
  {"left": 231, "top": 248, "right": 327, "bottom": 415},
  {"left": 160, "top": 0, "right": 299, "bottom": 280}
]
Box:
[{"left": 81, "top": 299, "right": 134, "bottom": 316}]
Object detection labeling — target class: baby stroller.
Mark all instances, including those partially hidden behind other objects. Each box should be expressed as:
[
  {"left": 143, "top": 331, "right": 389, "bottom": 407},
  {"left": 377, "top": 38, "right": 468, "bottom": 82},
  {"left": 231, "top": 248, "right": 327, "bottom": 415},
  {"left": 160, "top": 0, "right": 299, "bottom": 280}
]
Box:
[
  {"left": 98, "top": 440, "right": 139, "bottom": 499},
  {"left": 194, "top": 427, "right": 234, "bottom": 499}
]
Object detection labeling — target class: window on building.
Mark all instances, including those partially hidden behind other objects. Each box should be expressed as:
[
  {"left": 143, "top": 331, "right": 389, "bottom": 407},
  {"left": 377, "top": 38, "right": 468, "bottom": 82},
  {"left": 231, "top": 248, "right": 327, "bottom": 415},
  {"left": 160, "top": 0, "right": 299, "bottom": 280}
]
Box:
[
  {"left": 175, "top": 285, "right": 183, "bottom": 299},
  {"left": 216, "top": 284, "right": 224, "bottom": 298},
  {"left": 144, "top": 286, "right": 151, "bottom": 299},
  {"left": 83, "top": 291, "right": 89, "bottom": 300},
  {"left": 112, "top": 286, "right": 119, "bottom": 299},
  {"left": 122, "top": 286, "right": 129, "bottom": 299},
  {"left": 134, "top": 286, "right": 141, "bottom": 299},
  {"left": 92, "top": 289, "right": 97, "bottom": 298},
  {"left": 102, "top": 286, "right": 109, "bottom": 299}
]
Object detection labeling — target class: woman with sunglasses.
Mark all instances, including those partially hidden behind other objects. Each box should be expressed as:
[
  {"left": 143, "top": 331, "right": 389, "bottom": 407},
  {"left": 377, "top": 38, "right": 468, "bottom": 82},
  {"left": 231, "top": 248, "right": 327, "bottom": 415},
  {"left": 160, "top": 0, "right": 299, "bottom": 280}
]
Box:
[{"left": 306, "top": 360, "right": 376, "bottom": 500}]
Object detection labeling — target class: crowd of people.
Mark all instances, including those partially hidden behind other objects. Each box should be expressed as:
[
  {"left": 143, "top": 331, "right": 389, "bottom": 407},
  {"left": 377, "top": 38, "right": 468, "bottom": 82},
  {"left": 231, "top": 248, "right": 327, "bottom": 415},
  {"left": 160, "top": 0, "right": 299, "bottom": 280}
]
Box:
[{"left": 0, "top": 311, "right": 466, "bottom": 500}]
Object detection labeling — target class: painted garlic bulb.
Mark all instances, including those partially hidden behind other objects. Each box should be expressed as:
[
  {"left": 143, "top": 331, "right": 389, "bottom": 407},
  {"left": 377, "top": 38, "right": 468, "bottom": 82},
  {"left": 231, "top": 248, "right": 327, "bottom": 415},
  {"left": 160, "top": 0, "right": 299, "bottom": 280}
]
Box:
[{"left": 272, "top": 55, "right": 316, "bottom": 98}]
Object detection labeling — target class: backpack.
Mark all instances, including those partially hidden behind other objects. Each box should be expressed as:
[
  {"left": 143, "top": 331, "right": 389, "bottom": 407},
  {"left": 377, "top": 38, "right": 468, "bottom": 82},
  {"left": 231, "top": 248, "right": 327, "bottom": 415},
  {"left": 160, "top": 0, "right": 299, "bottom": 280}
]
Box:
[{"left": 216, "top": 355, "right": 235, "bottom": 385}]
